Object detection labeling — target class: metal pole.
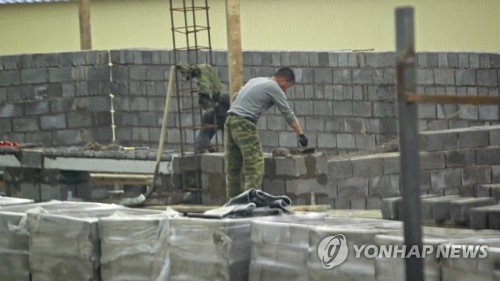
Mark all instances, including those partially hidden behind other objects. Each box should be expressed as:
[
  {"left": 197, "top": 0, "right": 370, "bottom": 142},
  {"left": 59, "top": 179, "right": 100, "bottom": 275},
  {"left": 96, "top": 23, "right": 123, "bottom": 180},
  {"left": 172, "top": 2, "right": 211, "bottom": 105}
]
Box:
[{"left": 395, "top": 7, "right": 424, "bottom": 281}]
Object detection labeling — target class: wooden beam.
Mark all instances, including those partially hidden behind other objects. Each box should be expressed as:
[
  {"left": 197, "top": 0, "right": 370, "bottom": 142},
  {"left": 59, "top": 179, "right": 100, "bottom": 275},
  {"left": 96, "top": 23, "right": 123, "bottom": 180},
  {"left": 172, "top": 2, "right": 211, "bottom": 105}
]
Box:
[
  {"left": 225, "top": 0, "right": 243, "bottom": 101},
  {"left": 78, "top": 0, "right": 92, "bottom": 50}
]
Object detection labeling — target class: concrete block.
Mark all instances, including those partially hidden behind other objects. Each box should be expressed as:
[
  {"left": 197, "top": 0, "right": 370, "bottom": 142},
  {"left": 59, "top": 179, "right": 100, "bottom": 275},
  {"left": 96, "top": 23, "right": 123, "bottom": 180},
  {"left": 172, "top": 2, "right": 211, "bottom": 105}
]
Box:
[
  {"left": 383, "top": 153, "right": 400, "bottom": 174},
  {"left": 313, "top": 100, "right": 333, "bottom": 116},
  {"left": 420, "top": 151, "right": 445, "bottom": 170},
  {"left": 365, "top": 52, "right": 395, "bottom": 67},
  {"left": 0, "top": 103, "right": 23, "bottom": 118},
  {"left": 450, "top": 197, "right": 496, "bottom": 225},
  {"left": 350, "top": 197, "right": 366, "bottom": 209},
  {"left": 373, "top": 102, "right": 395, "bottom": 117},
  {"left": 332, "top": 68, "right": 351, "bottom": 84},
  {"left": 476, "top": 183, "right": 500, "bottom": 202},
  {"left": 477, "top": 70, "right": 498, "bottom": 86},
  {"left": 344, "top": 118, "right": 363, "bottom": 133},
  {"left": 20, "top": 150, "right": 43, "bottom": 169},
  {"left": 476, "top": 147, "right": 500, "bottom": 165},
  {"left": 275, "top": 156, "right": 307, "bottom": 177},
  {"left": 317, "top": 133, "right": 336, "bottom": 148},
  {"left": 369, "top": 175, "right": 400, "bottom": 198},
  {"left": 352, "top": 101, "right": 372, "bottom": 117},
  {"left": 445, "top": 149, "right": 475, "bottom": 168},
  {"left": 286, "top": 178, "right": 327, "bottom": 196},
  {"left": 462, "top": 166, "right": 491, "bottom": 186},
  {"left": 469, "top": 205, "right": 499, "bottom": 229},
  {"left": 430, "top": 168, "right": 461, "bottom": 189},
  {"left": 278, "top": 131, "right": 298, "bottom": 147},
  {"left": 455, "top": 69, "right": 475, "bottom": 86},
  {"left": 337, "top": 177, "right": 368, "bottom": 199},
  {"left": 421, "top": 130, "right": 458, "bottom": 151},
  {"left": 434, "top": 69, "right": 455, "bottom": 85},
  {"left": 418, "top": 104, "right": 437, "bottom": 119},
  {"left": 488, "top": 208, "right": 500, "bottom": 229},
  {"left": 458, "top": 129, "right": 489, "bottom": 148},
  {"left": 381, "top": 197, "right": 401, "bottom": 220},
  {"left": 356, "top": 134, "right": 376, "bottom": 150},
  {"left": 313, "top": 68, "right": 332, "bottom": 84},
  {"left": 337, "top": 133, "right": 356, "bottom": 149},
  {"left": 427, "top": 195, "right": 463, "bottom": 223},
  {"left": 479, "top": 105, "right": 499, "bottom": 121},
  {"left": 200, "top": 153, "right": 225, "bottom": 174},
  {"left": 351, "top": 155, "right": 384, "bottom": 177},
  {"left": 0, "top": 70, "right": 21, "bottom": 86},
  {"left": 334, "top": 197, "right": 349, "bottom": 209},
  {"left": 328, "top": 158, "right": 352, "bottom": 179},
  {"left": 421, "top": 195, "right": 460, "bottom": 219},
  {"left": 457, "top": 105, "right": 479, "bottom": 120},
  {"left": 40, "top": 114, "right": 66, "bottom": 130},
  {"left": 13, "top": 116, "right": 39, "bottom": 132},
  {"left": 262, "top": 178, "right": 286, "bottom": 196},
  {"left": 352, "top": 69, "right": 371, "bottom": 84},
  {"left": 417, "top": 69, "right": 434, "bottom": 85}
]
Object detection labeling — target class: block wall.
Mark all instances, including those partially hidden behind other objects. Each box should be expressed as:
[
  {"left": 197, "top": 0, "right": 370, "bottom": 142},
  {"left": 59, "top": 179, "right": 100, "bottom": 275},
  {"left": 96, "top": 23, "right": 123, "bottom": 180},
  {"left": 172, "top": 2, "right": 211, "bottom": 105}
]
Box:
[{"left": 0, "top": 50, "right": 499, "bottom": 154}]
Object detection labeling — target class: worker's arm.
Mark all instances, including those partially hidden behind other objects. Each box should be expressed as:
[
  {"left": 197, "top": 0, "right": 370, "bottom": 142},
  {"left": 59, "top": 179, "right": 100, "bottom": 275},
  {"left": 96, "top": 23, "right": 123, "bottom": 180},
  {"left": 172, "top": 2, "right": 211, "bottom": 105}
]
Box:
[{"left": 289, "top": 121, "right": 304, "bottom": 135}]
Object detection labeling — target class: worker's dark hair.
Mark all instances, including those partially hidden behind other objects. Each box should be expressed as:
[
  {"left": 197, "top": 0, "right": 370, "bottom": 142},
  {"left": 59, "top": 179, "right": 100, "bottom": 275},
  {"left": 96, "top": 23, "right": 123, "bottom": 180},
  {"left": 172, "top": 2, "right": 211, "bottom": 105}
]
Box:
[{"left": 274, "top": 67, "right": 295, "bottom": 84}]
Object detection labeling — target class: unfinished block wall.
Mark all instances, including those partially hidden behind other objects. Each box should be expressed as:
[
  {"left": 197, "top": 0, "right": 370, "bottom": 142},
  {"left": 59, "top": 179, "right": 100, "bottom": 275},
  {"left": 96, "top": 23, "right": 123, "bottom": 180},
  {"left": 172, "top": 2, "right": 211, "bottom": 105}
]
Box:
[{"left": 1, "top": 50, "right": 499, "bottom": 154}]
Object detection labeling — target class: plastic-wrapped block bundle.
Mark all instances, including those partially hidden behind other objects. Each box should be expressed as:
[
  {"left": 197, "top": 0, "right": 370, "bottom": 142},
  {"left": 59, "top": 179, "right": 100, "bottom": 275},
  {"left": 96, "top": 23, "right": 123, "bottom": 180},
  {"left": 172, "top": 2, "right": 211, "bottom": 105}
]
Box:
[
  {"left": 374, "top": 227, "right": 496, "bottom": 281},
  {"left": 168, "top": 216, "right": 259, "bottom": 281},
  {"left": 0, "top": 210, "right": 30, "bottom": 281},
  {"left": 308, "top": 220, "right": 402, "bottom": 281},
  {"left": 249, "top": 215, "right": 385, "bottom": 281},
  {"left": 26, "top": 203, "right": 127, "bottom": 281},
  {"left": 0, "top": 201, "right": 97, "bottom": 281},
  {"left": 440, "top": 236, "right": 500, "bottom": 281},
  {"left": 249, "top": 213, "right": 328, "bottom": 281},
  {"left": 0, "top": 196, "right": 34, "bottom": 207},
  {"left": 98, "top": 208, "right": 179, "bottom": 281}
]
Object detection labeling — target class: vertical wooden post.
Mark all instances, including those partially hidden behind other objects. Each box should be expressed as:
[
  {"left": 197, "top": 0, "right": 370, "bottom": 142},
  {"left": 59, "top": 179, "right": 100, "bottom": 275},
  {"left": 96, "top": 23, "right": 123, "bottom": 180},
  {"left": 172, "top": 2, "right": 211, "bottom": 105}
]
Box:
[
  {"left": 225, "top": 0, "right": 243, "bottom": 101},
  {"left": 395, "top": 7, "right": 424, "bottom": 281},
  {"left": 79, "top": 0, "right": 92, "bottom": 50}
]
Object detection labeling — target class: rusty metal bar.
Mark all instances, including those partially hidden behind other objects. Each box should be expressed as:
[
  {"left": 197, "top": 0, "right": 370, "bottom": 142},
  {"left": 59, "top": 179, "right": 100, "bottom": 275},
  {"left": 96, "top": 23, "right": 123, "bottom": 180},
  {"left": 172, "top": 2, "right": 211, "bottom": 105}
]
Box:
[
  {"left": 395, "top": 7, "right": 424, "bottom": 281},
  {"left": 406, "top": 94, "right": 500, "bottom": 105}
]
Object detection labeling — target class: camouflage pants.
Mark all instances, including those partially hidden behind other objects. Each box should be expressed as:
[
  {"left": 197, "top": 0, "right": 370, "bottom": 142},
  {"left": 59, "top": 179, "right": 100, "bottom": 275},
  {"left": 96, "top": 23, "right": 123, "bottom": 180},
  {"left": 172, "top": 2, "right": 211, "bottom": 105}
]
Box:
[{"left": 224, "top": 116, "right": 264, "bottom": 198}]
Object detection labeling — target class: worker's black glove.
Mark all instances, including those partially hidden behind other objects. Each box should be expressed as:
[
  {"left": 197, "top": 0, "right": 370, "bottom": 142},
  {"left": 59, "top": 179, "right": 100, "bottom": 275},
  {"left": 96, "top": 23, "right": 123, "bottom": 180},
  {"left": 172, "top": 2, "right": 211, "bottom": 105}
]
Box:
[{"left": 298, "top": 134, "right": 308, "bottom": 147}]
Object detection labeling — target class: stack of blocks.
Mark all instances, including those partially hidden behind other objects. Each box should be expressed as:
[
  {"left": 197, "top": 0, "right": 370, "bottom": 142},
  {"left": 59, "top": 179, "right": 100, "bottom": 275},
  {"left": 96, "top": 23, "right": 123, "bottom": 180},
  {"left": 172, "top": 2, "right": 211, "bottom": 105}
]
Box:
[{"left": 200, "top": 152, "right": 329, "bottom": 206}]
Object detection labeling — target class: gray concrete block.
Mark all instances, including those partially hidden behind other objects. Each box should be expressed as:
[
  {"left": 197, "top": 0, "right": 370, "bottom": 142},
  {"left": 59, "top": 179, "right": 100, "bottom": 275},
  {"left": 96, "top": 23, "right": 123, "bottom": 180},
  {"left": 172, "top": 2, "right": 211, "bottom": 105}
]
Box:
[
  {"left": 434, "top": 69, "right": 455, "bottom": 85},
  {"left": 428, "top": 196, "right": 463, "bottom": 223},
  {"left": 350, "top": 197, "right": 366, "bottom": 209},
  {"left": 366, "top": 196, "right": 382, "bottom": 209},
  {"left": 351, "top": 155, "right": 384, "bottom": 177},
  {"left": 383, "top": 154, "right": 400, "bottom": 174},
  {"left": 352, "top": 69, "right": 371, "bottom": 84},
  {"left": 129, "top": 65, "right": 148, "bottom": 80},
  {"left": 325, "top": 118, "right": 343, "bottom": 132},
  {"left": 334, "top": 197, "right": 349, "bottom": 209},
  {"left": 262, "top": 178, "right": 286, "bottom": 196},
  {"left": 259, "top": 131, "right": 279, "bottom": 147},
  {"left": 365, "top": 52, "right": 395, "bottom": 67},
  {"left": 367, "top": 85, "right": 395, "bottom": 101},
  {"left": 469, "top": 204, "right": 500, "bottom": 229},
  {"left": 40, "top": 114, "right": 66, "bottom": 130},
  {"left": 332, "top": 101, "right": 352, "bottom": 116},
  {"left": 445, "top": 149, "right": 475, "bottom": 168},
  {"left": 455, "top": 69, "right": 475, "bottom": 86},
  {"left": 462, "top": 166, "right": 491, "bottom": 186},
  {"left": 328, "top": 158, "right": 352, "bottom": 179},
  {"left": 278, "top": 131, "right": 297, "bottom": 147},
  {"left": 20, "top": 150, "right": 43, "bottom": 169},
  {"left": 431, "top": 168, "right": 461, "bottom": 189},
  {"left": 476, "top": 147, "right": 500, "bottom": 165},
  {"left": 0, "top": 70, "right": 21, "bottom": 86},
  {"left": 450, "top": 197, "right": 496, "bottom": 225},
  {"left": 332, "top": 69, "right": 351, "bottom": 84},
  {"left": 478, "top": 105, "right": 499, "bottom": 120},
  {"left": 356, "top": 134, "right": 376, "bottom": 150},
  {"left": 293, "top": 100, "right": 313, "bottom": 116},
  {"left": 458, "top": 53, "right": 469, "bottom": 68},
  {"left": 420, "top": 151, "right": 445, "bottom": 170},
  {"left": 417, "top": 104, "right": 437, "bottom": 119},
  {"left": 416, "top": 69, "right": 434, "bottom": 85},
  {"left": 373, "top": 102, "right": 395, "bottom": 117},
  {"left": 13, "top": 116, "right": 39, "bottom": 132},
  {"left": 313, "top": 100, "right": 333, "bottom": 116},
  {"left": 275, "top": 156, "right": 307, "bottom": 177},
  {"left": 421, "top": 195, "right": 460, "bottom": 219},
  {"left": 313, "top": 68, "right": 332, "bottom": 84},
  {"left": 352, "top": 101, "right": 372, "bottom": 117},
  {"left": 421, "top": 131, "right": 458, "bottom": 151},
  {"left": 305, "top": 116, "right": 325, "bottom": 131},
  {"left": 476, "top": 183, "right": 500, "bottom": 202},
  {"left": 200, "top": 153, "right": 225, "bottom": 174},
  {"left": 477, "top": 70, "right": 498, "bottom": 86},
  {"left": 317, "top": 133, "right": 336, "bottom": 148},
  {"left": 458, "top": 129, "right": 489, "bottom": 148},
  {"left": 21, "top": 68, "right": 48, "bottom": 84},
  {"left": 379, "top": 118, "right": 398, "bottom": 133},
  {"left": 48, "top": 67, "right": 74, "bottom": 82},
  {"left": 488, "top": 208, "right": 500, "bottom": 229},
  {"left": 344, "top": 118, "right": 363, "bottom": 133},
  {"left": 0, "top": 118, "right": 11, "bottom": 133},
  {"left": 20, "top": 183, "right": 40, "bottom": 201},
  {"left": 369, "top": 175, "right": 400, "bottom": 198},
  {"left": 381, "top": 197, "right": 401, "bottom": 220},
  {"left": 337, "top": 177, "right": 368, "bottom": 199},
  {"left": 457, "top": 105, "right": 479, "bottom": 120},
  {"left": 286, "top": 178, "right": 327, "bottom": 195},
  {"left": 336, "top": 134, "right": 356, "bottom": 149},
  {"left": 23, "top": 100, "right": 50, "bottom": 116}
]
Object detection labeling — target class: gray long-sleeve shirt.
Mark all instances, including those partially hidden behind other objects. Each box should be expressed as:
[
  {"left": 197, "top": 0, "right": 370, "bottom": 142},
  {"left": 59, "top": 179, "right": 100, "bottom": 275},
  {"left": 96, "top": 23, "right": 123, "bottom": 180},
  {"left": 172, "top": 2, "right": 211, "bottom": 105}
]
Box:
[{"left": 227, "top": 77, "right": 297, "bottom": 125}]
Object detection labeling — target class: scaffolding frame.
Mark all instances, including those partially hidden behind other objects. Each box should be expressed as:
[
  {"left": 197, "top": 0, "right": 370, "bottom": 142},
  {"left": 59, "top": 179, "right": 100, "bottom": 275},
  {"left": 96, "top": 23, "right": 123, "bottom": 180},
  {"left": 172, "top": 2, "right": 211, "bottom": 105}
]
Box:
[{"left": 169, "top": 0, "right": 219, "bottom": 203}]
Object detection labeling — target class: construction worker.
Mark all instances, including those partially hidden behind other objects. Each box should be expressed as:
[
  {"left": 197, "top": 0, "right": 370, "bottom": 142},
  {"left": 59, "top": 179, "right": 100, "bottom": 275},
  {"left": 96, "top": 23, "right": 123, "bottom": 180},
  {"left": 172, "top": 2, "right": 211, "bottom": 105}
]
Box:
[
  {"left": 224, "top": 67, "right": 308, "bottom": 198},
  {"left": 195, "top": 94, "right": 230, "bottom": 153}
]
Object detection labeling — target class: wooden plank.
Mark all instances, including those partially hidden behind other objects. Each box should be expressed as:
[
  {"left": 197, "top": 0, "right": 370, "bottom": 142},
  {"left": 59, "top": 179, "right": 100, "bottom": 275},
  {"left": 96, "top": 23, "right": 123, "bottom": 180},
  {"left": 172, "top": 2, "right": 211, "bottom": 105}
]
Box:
[
  {"left": 90, "top": 173, "right": 153, "bottom": 186},
  {"left": 79, "top": 0, "right": 92, "bottom": 50},
  {"left": 225, "top": 0, "right": 243, "bottom": 101}
]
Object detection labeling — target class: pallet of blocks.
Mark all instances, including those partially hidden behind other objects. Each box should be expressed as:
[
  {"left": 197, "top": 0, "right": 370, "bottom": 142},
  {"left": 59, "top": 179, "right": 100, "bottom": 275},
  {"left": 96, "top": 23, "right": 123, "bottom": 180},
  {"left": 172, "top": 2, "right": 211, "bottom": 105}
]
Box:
[{"left": 98, "top": 208, "right": 180, "bottom": 281}]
